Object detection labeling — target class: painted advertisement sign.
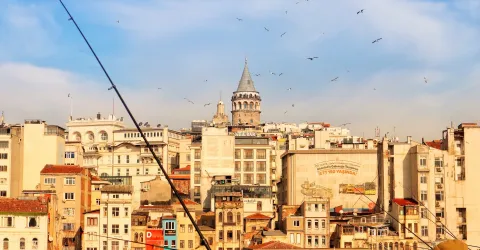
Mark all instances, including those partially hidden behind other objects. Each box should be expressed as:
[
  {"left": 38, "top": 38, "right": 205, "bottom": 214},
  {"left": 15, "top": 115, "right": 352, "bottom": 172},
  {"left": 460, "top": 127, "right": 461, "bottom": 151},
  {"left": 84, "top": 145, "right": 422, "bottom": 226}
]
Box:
[
  {"left": 146, "top": 229, "right": 163, "bottom": 250},
  {"left": 315, "top": 160, "right": 360, "bottom": 176},
  {"left": 339, "top": 182, "right": 376, "bottom": 195}
]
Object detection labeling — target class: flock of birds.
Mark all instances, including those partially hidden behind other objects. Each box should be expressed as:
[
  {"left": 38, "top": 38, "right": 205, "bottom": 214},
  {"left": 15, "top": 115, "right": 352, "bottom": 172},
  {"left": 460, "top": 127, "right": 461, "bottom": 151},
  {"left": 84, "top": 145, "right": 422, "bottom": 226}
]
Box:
[{"left": 70, "top": 1, "right": 430, "bottom": 122}]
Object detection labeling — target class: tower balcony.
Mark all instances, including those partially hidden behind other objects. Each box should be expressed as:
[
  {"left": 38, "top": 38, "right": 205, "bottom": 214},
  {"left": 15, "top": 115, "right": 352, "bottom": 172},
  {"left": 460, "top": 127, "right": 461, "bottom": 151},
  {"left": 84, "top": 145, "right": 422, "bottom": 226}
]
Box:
[{"left": 231, "top": 95, "right": 262, "bottom": 101}]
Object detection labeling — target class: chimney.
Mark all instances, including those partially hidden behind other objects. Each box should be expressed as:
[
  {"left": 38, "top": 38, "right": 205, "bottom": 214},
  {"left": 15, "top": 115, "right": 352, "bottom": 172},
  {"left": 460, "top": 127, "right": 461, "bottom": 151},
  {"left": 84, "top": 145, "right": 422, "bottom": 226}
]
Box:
[
  {"left": 407, "top": 136, "right": 412, "bottom": 144},
  {"left": 97, "top": 112, "right": 101, "bottom": 120}
]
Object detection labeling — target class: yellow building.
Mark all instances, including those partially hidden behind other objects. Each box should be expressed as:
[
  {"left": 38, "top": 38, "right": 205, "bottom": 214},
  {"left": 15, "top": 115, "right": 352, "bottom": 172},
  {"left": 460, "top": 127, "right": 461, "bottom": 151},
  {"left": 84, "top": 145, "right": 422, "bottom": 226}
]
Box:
[
  {"left": 175, "top": 204, "right": 197, "bottom": 250},
  {"left": 215, "top": 192, "right": 244, "bottom": 250},
  {"left": 131, "top": 211, "right": 149, "bottom": 250}
]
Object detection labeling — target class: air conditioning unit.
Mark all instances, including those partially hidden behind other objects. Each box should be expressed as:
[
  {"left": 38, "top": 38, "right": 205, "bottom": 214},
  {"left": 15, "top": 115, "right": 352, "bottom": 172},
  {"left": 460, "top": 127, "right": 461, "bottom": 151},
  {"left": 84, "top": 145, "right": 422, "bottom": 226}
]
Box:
[
  {"left": 141, "top": 187, "right": 150, "bottom": 192},
  {"left": 437, "top": 184, "right": 443, "bottom": 189},
  {"left": 436, "top": 168, "right": 442, "bottom": 172},
  {"left": 436, "top": 234, "right": 442, "bottom": 239},
  {"left": 436, "top": 217, "right": 441, "bottom": 222},
  {"left": 435, "top": 201, "right": 440, "bottom": 207}
]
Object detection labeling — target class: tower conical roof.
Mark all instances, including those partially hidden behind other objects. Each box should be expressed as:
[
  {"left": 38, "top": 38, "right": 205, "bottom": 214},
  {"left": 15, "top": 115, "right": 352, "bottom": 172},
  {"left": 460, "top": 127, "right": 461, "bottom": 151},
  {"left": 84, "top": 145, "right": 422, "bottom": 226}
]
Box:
[{"left": 235, "top": 58, "right": 257, "bottom": 92}]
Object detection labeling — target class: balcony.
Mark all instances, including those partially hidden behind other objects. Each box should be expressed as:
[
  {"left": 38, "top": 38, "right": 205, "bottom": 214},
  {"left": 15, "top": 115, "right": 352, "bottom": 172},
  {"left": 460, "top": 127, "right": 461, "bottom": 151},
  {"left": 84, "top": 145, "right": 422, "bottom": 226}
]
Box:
[
  {"left": 271, "top": 173, "right": 277, "bottom": 180},
  {"left": 435, "top": 167, "right": 443, "bottom": 174},
  {"left": 272, "top": 185, "right": 277, "bottom": 193},
  {"left": 436, "top": 184, "right": 443, "bottom": 190},
  {"left": 215, "top": 201, "right": 243, "bottom": 209}
]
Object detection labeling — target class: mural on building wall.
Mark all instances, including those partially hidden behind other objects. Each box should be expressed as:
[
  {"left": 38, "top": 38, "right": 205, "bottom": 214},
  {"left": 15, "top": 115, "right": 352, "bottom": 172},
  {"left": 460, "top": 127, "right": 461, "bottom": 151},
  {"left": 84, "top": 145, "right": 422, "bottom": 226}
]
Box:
[
  {"left": 315, "top": 160, "right": 361, "bottom": 176},
  {"left": 338, "top": 182, "right": 376, "bottom": 195},
  {"left": 300, "top": 181, "right": 333, "bottom": 198}
]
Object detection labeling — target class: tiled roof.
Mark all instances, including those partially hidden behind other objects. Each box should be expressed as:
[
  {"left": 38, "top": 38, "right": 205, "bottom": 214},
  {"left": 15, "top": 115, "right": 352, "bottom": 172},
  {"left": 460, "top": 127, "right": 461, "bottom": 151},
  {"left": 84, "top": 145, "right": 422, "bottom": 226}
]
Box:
[
  {"left": 393, "top": 198, "right": 418, "bottom": 206},
  {"left": 243, "top": 230, "right": 260, "bottom": 239},
  {"left": 236, "top": 58, "right": 257, "bottom": 92},
  {"left": 246, "top": 213, "right": 271, "bottom": 220},
  {"left": 250, "top": 241, "right": 301, "bottom": 249},
  {"left": 174, "top": 199, "right": 199, "bottom": 205},
  {"left": 0, "top": 198, "right": 47, "bottom": 214},
  {"left": 174, "top": 165, "right": 190, "bottom": 172},
  {"left": 425, "top": 140, "right": 442, "bottom": 150},
  {"left": 170, "top": 174, "right": 190, "bottom": 180},
  {"left": 40, "top": 164, "right": 83, "bottom": 174},
  {"left": 91, "top": 175, "right": 102, "bottom": 181},
  {"left": 198, "top": 225, "right": 215, "bottom": 231},
  {"left": 101, "top": 185, "right": 133, "bottom": 193}
]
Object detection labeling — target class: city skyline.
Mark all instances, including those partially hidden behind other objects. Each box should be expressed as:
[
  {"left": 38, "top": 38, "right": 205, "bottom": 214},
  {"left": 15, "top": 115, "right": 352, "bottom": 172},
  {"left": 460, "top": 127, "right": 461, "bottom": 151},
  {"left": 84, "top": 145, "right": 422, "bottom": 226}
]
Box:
[{"left": 1, "top": 0, "right": 480, "bottom": 140}]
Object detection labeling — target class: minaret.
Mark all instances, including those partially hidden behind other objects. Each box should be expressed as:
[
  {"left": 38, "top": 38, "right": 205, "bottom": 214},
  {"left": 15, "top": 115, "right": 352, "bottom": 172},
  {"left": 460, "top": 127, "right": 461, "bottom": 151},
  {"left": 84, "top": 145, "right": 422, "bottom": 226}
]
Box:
[
  {"left": 231, "top": 58, "right": 261, "bottom": 126},
  {"left": 212, "top": 92, "right": 229, "bottom": 127}
]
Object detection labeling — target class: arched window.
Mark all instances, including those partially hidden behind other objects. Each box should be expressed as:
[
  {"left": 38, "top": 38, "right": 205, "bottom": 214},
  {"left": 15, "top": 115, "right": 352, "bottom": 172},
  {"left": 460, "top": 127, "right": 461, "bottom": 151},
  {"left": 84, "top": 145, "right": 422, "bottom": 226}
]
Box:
[
  {"left": 243, "top": 102, "right": 248, "bottom": 109},
  {"left": 257, "top": 201, "right": 262, "bottom": 211},
  {"left": 237, "top": 212, "right": 241, "bottom": 225},
  {"left": 3, "top": 238, "right": 8, "bottom": 250},
  {"left": 32, "top": 238, "right": 38, "bottom": 250},
  {"left": 100, "top": 173, "right": 109, "bottom": 177},
  {"left": 86, "top": 131, "right": 94, "bottom": 142},
  {"left": 250, "top": 119, "right": 253, "bottom": 124},
  {"left": 19, "top": 238, "right": 25, "bottom": 250},
  {"left": 139, "top": 233, "right": 144, "bottom": 242},
  {"left": 255, "top": 102, "right": 259, "bottom": 110},
  {"left": 238, "top": 102, "right": 242, "bottom": 109},
  {"left": 134, "top": 232, "right": 138, "bottom": 242},
  {"left": 249, "top": 102, "right": 254, "bottom": 109},
  {"left": 412, "top": 242, "right": 417, "bottom": 250},
  {"left": 227, "top": 212, "right": 233, "bottom": 223},
  {"left": 28, "top": 217, "right": 37, "bottom": 227},
  {"left": 73, "top": 132, "right": 81, "bottom": 141},
  {"left": 233, "top": 103, "right": 236, "bottom": 110},
  {"left": 100, "top": 131, "right": 108, "bottom": 141},
  {"left": 218, "top": 212, "right": 223, "bottom": 223}
]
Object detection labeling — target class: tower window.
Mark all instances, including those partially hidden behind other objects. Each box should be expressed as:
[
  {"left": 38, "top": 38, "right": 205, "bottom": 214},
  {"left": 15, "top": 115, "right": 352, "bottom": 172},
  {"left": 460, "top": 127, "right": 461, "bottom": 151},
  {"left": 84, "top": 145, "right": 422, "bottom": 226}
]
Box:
[
  {"left": 249, "top": 102, "right": 254, "bottom": 109},
  {"left": 243, "top": 102, "right": 247, "bottom": 109},
  {"left": 250, "top": 119, "right": 253, "bottom": 123}
]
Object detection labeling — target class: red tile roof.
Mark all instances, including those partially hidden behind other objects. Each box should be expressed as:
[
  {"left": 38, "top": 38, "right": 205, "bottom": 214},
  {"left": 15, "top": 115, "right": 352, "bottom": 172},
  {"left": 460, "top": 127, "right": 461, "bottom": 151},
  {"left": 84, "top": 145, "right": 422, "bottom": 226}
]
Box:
[
  {"left": 425, "top": 140, "right": 442, "bottom": 150},
  {"left": 174, "top": 165, "right": 190, "bottom": 172},
  {"left": 393, "top": 198, "right": 418, "bottom": 206},
  {"left": 246, "top": 213, "right": 271, "bottom": 220},
  {"left": 250, "top": 241, "right": 301, "bottom": 249},
  {"left": 0, "top": 198, "right": 48, "bottom": 214},
  {"left": 40, "top": 164, "right": 84, "bottom": 174},
  {"left": 91, "top": 175, "right": 101, "bottom": 181},
  {"left": 170, "top": 174, "right": 190, "bottom": 180},
  {"left": 174, "top": 199, "right": 199, "bottom": 205}
]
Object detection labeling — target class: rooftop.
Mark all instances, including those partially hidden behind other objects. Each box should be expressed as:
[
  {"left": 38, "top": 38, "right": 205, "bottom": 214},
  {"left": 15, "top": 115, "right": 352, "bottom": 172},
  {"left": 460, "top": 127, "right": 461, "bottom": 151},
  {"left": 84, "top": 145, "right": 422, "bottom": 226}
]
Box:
[
  {"left": 235, "top": 58, "right": 257, "bottom": 92},
  {"left": 40, "top": 164, "right": 84, "bottom": 174},
  {"left": 246, "top": 213, "right": 272, "bottom": 220},
  {"left": 424, "top": 139, "right": 442, "bottom": 150},
  {"left": 392, "top": 198, "right": 418, "bottom": 206},
  {"left": 198, "top": 225, "right": 215, "bottom": 231},
  {"left": 101, "top": 185, "right": 133, "bottom": 193},
  {"left": 0, "top": 198, "right": 48, "bottom": 215},
  {"left": 174, "top": 199, "right": 200, "bottom": 206},
  {"left": 249, "top": 241, "right": 300, "bottom": 249}
]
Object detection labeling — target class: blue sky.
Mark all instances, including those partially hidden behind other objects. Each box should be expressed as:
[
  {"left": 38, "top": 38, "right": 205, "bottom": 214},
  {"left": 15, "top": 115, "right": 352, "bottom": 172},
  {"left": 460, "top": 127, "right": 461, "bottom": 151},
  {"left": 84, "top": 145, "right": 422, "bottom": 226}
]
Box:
[{"left": 0, "top": 0, "right": 479, "bottom": 140}]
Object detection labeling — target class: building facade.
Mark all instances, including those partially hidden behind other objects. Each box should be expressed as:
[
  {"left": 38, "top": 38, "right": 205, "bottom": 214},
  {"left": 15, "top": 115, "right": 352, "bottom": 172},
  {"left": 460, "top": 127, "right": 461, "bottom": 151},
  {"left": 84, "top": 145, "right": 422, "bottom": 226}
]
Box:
[
  {"left": 162, "top": 216, "right": 177, "bottom": 250},
  {"left": 0, "top": 197, "right": 49, "bottom": 250},
  {"left": 231, "top": 59, "right": 261, "bottom": 126},
  {"left": 214, "top": 192, "right": 244, "bottom": 250},
  {"left": 0, "top": 126, "right": 12, "bottom": 197}
]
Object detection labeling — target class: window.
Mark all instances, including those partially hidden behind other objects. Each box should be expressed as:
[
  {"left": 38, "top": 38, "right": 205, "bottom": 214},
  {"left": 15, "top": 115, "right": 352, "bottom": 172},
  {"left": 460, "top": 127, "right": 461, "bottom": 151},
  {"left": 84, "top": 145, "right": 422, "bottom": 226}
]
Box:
[
  {"left": 436, "top": 208, "right": 444, "bottom": 218},
  {"left": 307, "top": 219, "right": 312, "bottom": 229},
  {"left": 314, "top": 204, "right": 319, "bottom": 211},
  {"left": 296, "top": 233, "right": 301, "bottom": 244},
  {"left": 237, "top": 212, "right": 241, "bottom": 225},
  {"left": 103, "top": 224, "right": 107, "bottom": 233},
  {"left": 314, "top": 236, "right": 319, "bottom": 246},
  {"left": 293, "top": 220, "right": 300, "bottom": 227},
  {"left": 112, "top": 224, "right": 120, "bottom": 234},
  {"left": 256, "top": 173, "right": 266, "bottom": 184},
  {"left": 180, "top": 240, "right": 185, "bottom": 249},
  {"left": 420, "top": 158, "right": 427, "bottom": 166},
  {"left": 64, "top": 192, "right": 74, "bottom": 200},
  {"left": 112, "top": 241, "right": 119, "bottom": 250},
  {"left": 219, "top": 230, "right": 223, "bottom": 240},
  {"left": 188, "top": 240, "right": 193, "bottom": 248},
  {"left": 420, "top": 175, "right": 427, "bottom": 184},
  {"left": 0, "top": 166, "right": 6, "bottom": 172},
  {"left": 414, "top": 223, "right": 418, "bottom": 233},
  {"left": 435, "top": 157, "right": 443, "bottom": 167},
  {"left": 87, "top": 217, "right": 98, "bottom": 226},
  {"left": 256, "top": 149, "right": 266, "bottom": 159},
  {"left": 124, "top": 224, "right": 129, "bottom": 234},
  {"left": 145, "top": 168, "right": 149, "bottom": 175},
  {"left": 139, "top": 232, "right": 144, "bottom": 242},
  {"left": 321, "top": 219, "right": 326, "bottom": 229},
  {"left": 103, "top": 207, "right": 107, "bottom": 216},
  {"left": 116, "top": 168, "right": 121, "bottom": 176},
  {"left": 65, "top": 152, "right": 75, "bottom": 158},
  {"left": 117, "top": 155, "right": 121, "bottom": 164},
  {"left": 136, "top": 168, "right": 140, "bottom": 175},
  {"left": 256, "top": 201, "right": 262, "bottom": 211},
  {"left": 321, "top": 204, "right": 326, "bottom": 211},
  {"left": 126, "top": 168, "right": 130, "bottom": 176},
  {"left": 314, "top": 219, "right": 319, "bottom": 229},
  {"left": 290, "top": 233, "right": 294, "bottom": 244},
  {"left": 3, "top": 238, "right": 8, "bottom": 250},
  {"left": 0, "top": 191, "right": 6, "bottom": 197},
  {"left": 96, "top": 199, "right": 100, "bottom": 205},
  {"left": 101, "top": 132, "right": 108, "bottom": 141},
  {"left": 171, "top": 240, "right": 176, "bottom": 248},
  {"left": 19, "top": 238, "right": 25, "bottom": 250},
  {"left": 321, "top": 235, "right": 326, "bottom": 246},
  {"left": 421, "top": 226, "right": 428, "bottom": 236},
  {"left": 235, "top": 149, "right": 241, "bottom": 159},
  {"left": 103, "top": 241, "right": 107, "bottom": 250},
  {"left": 64, "top": 177, "right": 75, "bottom": 185},
  {"left": 165, "top": 221, "right": 175, "bottom": 230},
  {"left": 0, "top": 154, "right": 7, "bottom": 159},
  {"left": 63, "top": 223, "right": 75, "bottom": 231},
  {"left": 420, "top": 190, "right": 427, "bottom": 201},
  {"left": 125, "top": 207, "right": 129, "bottom": 217},
  {"left": 112, "top": 207, "right": 119, "bottom": 217},
  {"left": 44, "top": 178, "right": 56, "bottom": 185},
  {"left": 421, "top": 208, "right": 427, "bottom": 219},
  {"left": 218, "top": 212, "right": 223, "bottom": 223},
  {"left": 0, "top": 142, "right": 8, "bottom": 148},
  {"left": 244, "top": 149, "right": 253, "bottom": 159},
  {"left": 32, "top": 238, "right": 38, "bottom": 250},
  {"left": 188, "top": 224, "right": 193, "bottom": 232},
  {"left": 63, "top": 208, "right": 75, "bottom": 216},
  {"left": 436, "top": 191, "right": 444, "bottom": 201},
  {"left": 194, "top": 149, "right": 201, "bottom": 159},
  {"left": 112, "top": 194, "right": 119, "bottom": 199},
  {"left": 180, "top": 224, "right": 185, "bottom": 233},
  {"left": 126, "top": 155, "right": 130, "bottom": 163},
  {"left": 436, "top": 225, "right": 444, "bottom": 235},
  {"left": 164, "top": 240, "right": 168, "bottom": 247},
  {"left": 307, "top": 236, "right": 312, "bottom": 246}
]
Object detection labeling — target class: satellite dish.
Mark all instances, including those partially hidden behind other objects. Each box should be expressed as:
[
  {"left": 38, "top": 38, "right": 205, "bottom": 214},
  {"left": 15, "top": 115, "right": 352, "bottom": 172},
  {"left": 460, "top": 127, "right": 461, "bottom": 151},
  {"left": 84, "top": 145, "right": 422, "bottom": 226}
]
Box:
[
  {"left": 157, "top": 124, "right": 161, "bottom": 128},
  {"left": 340, "top": 210, "right": 344, "bottom": 214},
  {"left": 139, "top": 122, "right": 143, "bottom": 126}
]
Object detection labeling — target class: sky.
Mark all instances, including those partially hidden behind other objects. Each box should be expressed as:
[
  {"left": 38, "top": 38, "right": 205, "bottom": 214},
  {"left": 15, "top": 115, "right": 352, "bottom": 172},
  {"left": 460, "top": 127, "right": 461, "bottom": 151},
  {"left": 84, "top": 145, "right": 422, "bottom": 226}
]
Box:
[{"left": 0, "top": 0, "right": 479, "bottom": 140}]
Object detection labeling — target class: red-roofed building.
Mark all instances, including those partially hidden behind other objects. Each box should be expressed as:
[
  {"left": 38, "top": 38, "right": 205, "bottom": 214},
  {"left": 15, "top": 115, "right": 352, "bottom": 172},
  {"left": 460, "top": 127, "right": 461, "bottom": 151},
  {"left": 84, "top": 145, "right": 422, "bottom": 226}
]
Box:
[
  {"left": 424, "top": 139, "right": 443, "bottom": 150},
  {"left": 0, "top": 197, "right": 49, "bottom": 250},
  {"left": 391, "top": 198, "right": 420, "bottom": 240},
  {"left": 39, "top": 164, "right": 92, "bottom": 249},
  {"left": 248, "top": 241, "right": 301, "bottom": 249},
  {"left": 245, "top": 213, "right": 272, "bottom": 233}
]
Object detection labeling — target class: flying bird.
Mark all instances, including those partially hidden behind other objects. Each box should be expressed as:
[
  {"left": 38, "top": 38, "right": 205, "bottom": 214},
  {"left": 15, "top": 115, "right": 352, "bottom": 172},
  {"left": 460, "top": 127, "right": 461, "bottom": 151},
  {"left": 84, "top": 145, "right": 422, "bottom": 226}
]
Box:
[
  {"left": 284, "top": 111, "right": 288, "bottom": 115},
  {"left": 116, "top": 20, "right": 120, "bottom": 23},
  {"left": 424, "top": 77, "right": 428, "bottom": 83},
  {"left": 184, "top": 98, "right": 194, "bottom": 104},
  {"left": 279, "top": 73, "right": 283, "bottom": 76},
  {"left": 269, "top": 71, "right": 276, "bottom": 76},
  {"left": 296, "top": 2, "right": 300, "bottom": 4},
  {"left": 357, "top": 9, "right": 365, "bottom": 14},
  {"left": 108, "top": 86, "right": 114, "bottom": 90},
  {"left": 331, "top": 77, "right": 339, "bottom": 82},
  {"left": 307, "top": 57, "right": 318, "bottom": 60},
  {"left": 67, "top": 93, "right": 70, "bottom": 97},
  {"left": 264, "top": 27, "right": 270, "bottom": 32},
  {"left": 254, "top": 74, "right": 261, "bottom": 77},
  {"left": 68, "top": 17, "right": 73, "bottom": 21},
  {"left": 157, "top": 87, "right": 162, "bottom": 90},
  {"left": 287, "top": 88, "right": 292, "bottom": 91},
  {"left": 204, "top": 80, "right": 208, "bottom": 82},
  {"left": 373, "top": 88, "right": 376, "bottom": 91},
  {"left": 340, "top": 123, "right": 351, "bottom": 127},
  {"left": 372, "top": 38, "right": 383, "bottom": 43},
  {"left": 292, "top": 104, "right": 295, "bottom": 107},
  {"left": 204, "top": 103, "right": 211, "bottom": 107},
  {"left": 236, "top": 18, "right": 243, "bottom": 21},
  {"left": 281, "top": 32, "right": 287, "bottom": 37},
  {"left": 285, "top": 10, "right": 288, "bottom": 14}
]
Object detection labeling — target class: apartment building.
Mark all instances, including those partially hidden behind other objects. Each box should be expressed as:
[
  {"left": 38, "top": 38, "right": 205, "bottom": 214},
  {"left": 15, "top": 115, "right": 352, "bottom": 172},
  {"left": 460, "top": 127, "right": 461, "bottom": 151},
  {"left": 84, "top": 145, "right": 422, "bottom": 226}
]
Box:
[
  {"left": 39, "top": 164, "right": 91, "bottom": 250},
  {"left": 0, "top": 197, "right": 49, "bottom": 250},
  {"left": 175, "top": 205, "right": 197, "bottom": 250},
  {"left": 162, "top": 215, "right": 177, "bottom": 250},
  {"left": 131, "top": 211, "right": 148, "bottom": 250},
  {"left": 83, "top": 209, "right": 100, "bottom": 250},
  {"left": 215, "top": 192, "right": 244, "bottom": 250},
  {"left": 99, "top": 185, "right": 133, "bottom": 250},
  {"left": 0, "top": 126, "right": 11, "bottom": 197},
  {"left": 66, "top": 113, "right": 190, "bottom": 177}
]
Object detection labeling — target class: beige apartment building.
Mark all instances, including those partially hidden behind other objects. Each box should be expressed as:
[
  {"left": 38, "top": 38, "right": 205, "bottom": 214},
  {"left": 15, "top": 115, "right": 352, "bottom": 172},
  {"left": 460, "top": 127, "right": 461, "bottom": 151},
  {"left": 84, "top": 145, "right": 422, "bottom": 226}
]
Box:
[
  {"left": 39, "top": 164, "right": 91, "bottom": 250},
  {"left": 66, "top": 113, "right": 190, "bottom": 177},
  {"left": 377, "top": 123, "right": 480, "bottom": 247},
  {"left": 279, "top": 131, "right": 377, "bottom": 209},
  {"left": 175, "top": 204, "right": 197, "bottom": 250},
  {"left": 0, "top": 126, "right": 12, "bottom": 197},
  {"left": 215, "top": 192, "right": 244, "bottom": 250}
]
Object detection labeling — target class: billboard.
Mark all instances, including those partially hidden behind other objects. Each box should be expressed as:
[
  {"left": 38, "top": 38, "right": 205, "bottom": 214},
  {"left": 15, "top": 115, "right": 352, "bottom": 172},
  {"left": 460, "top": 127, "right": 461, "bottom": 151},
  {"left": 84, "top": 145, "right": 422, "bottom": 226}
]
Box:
[{"left": 146, "top": 229, "right": 163, "bottom": 250}]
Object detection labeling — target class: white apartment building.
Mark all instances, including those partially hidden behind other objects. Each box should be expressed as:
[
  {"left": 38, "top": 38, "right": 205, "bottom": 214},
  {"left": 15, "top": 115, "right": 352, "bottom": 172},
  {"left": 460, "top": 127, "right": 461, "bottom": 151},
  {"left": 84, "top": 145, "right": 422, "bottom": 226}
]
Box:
[
  {"left": 98, "top": 185, "right": 133, "bottom": 250},
  {"left": 0, "top": 126, "right": 12, "bottom": 197},
  {"left": 66, "top": 113, "right": 190, "bottom": 177},
  {"left": 0, "top": 197, "right": 49, "bottom": 250},
  {"left": 83, "top": 210, "right": 101, "bottom": 250}
]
